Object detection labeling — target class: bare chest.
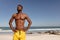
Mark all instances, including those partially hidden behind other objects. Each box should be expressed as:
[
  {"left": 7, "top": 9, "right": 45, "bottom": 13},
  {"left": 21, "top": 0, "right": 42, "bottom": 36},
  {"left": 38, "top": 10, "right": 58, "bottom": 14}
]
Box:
[{"left": 14, "top": 14, "right": 26, "bottom": 20}]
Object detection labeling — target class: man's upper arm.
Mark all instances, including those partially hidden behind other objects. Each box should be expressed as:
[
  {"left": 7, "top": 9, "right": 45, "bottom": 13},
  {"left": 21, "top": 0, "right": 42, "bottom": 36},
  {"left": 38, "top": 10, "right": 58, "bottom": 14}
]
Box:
[
  {"left": 9, "top": 14, "right": 15, "bottom": 24},
  {"left": 25, "top": 14, "right": 32, "bottom": 24}
]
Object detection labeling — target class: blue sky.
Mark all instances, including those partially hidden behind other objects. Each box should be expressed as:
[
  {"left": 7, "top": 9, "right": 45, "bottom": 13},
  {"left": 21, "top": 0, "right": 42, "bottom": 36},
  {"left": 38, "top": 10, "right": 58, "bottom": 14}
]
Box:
[{"left": 0, "top": 0, "right": 60, "bottom": 27}]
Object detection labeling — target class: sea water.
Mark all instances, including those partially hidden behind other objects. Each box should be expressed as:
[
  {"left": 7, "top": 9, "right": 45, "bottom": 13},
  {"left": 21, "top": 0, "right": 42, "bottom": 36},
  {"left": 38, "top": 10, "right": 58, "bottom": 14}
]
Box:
[{"left": 0, "top": 26, "right": 60, "bottom": 34}]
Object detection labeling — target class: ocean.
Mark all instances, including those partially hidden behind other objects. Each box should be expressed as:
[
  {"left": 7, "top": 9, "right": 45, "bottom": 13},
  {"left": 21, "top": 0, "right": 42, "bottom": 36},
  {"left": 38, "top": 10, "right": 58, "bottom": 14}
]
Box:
[{"left": 0, "top": 26, "right": 60, "bottom": 34}]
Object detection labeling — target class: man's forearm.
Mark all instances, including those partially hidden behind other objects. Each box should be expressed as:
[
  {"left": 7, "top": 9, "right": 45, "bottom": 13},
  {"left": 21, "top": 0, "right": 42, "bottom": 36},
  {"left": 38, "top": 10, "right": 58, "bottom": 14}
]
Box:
[
  {"left": 9, "top": 23, "right": 15, "bottom": 31},
  {"left": 27, "top": 20, "right": 32, "bottom": 30},
  {"left": 26, "top": 23, "right": 32, "bottom": 30}
]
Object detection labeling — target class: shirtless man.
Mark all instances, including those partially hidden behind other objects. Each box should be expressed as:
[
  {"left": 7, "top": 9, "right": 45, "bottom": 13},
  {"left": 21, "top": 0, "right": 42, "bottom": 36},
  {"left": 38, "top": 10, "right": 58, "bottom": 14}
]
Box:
[{"left": 9, "top": 4, "right": 32, "bottom": 40}]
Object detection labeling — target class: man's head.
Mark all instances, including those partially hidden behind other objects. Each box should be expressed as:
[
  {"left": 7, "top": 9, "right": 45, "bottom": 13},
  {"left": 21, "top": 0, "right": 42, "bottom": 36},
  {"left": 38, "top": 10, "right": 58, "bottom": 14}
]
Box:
[{"left": 17, "top": 4, "right": 23, "bottom": 11}]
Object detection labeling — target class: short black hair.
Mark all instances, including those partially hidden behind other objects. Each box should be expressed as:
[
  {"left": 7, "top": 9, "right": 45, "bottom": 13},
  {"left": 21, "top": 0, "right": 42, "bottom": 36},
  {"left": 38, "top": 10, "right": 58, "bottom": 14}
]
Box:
[{"left": 17, "top": 4, "right": 23, "bottom": 9}]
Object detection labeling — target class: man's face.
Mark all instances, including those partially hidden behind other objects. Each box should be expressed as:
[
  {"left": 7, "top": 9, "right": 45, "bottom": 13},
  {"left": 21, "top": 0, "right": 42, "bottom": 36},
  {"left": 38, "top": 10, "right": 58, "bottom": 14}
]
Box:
[{"left": 17, "top": 6, "right": 22, "bottom": 11}]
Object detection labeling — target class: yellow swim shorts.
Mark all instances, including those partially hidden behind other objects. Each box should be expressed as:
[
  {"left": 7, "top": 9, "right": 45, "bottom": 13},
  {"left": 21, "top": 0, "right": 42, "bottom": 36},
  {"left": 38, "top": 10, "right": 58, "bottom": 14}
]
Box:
[{"left": 13, "top": 30, "right": 26, "bottom": 40}]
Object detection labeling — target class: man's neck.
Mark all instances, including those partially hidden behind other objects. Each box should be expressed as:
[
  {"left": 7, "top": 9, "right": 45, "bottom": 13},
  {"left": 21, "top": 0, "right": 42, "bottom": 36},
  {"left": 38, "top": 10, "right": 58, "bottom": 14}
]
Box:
[{"left": 18, "top": 11, "right": 22, "bottom": 13}]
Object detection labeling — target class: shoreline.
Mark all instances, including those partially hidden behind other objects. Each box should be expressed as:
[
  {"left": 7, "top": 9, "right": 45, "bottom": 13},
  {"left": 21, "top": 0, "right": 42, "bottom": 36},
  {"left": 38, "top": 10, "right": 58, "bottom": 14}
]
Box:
[{"left": 0, "top": 31, "right": 60, "bottom": 35}]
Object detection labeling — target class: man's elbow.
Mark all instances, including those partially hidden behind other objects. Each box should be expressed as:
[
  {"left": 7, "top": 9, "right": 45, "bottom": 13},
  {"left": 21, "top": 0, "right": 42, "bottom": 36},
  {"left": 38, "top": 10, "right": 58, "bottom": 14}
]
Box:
[
  {"left": 30, "top": 21, "right": 32, "bottom": 25},
  {"left": 31, "top": 21, "right": 32, "bottom": 25},
  {"left": 9, "top": 22, "right": 12, "bottom": 25},
  {"left": 9, "top": 22, "right": 10, "bottom": 25}
]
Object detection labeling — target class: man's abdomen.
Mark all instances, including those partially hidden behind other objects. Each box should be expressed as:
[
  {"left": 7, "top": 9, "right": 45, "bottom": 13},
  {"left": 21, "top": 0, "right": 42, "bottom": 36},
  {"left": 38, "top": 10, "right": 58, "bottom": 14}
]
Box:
[
  {"left": 15, "top": 26, "right": 24, "bottom": 30},
  {"left": 15, "top": 19, "right": 25, "bottom": 30},
  {"left": 15, "top": 22, "right": 25, "bottom": 30}
]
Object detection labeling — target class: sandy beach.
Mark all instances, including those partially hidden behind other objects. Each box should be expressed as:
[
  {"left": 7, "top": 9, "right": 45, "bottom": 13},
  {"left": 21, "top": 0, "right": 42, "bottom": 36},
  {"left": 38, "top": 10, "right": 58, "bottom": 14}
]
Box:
[{"left": 0, "top": 33, "right": 60, "bottom": 40}]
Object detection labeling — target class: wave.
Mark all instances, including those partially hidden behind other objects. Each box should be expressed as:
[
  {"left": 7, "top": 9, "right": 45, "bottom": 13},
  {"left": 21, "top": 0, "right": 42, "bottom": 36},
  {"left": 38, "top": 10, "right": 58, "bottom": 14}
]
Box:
[
  {"left": 29, "top": 28, "right": 60, "bottom": 30},
  {"left": 0, "top": 30, "right": 12, "bottom": 32},
  {"left": 0, "top": 28, "right": 60, "bottom": 32},
  {"left": 0, "top": 29, "right": 2, "bottom": 31}
]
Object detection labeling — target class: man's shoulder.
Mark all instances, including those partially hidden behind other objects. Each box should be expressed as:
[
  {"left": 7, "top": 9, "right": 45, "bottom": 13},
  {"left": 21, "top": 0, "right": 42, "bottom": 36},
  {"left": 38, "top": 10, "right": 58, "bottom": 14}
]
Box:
[
  {"left": 23, "top": 13, "right": 28, "bottom": 16},
  {"left": 12, "top": 13, "right": 17, "bottom": 17}
]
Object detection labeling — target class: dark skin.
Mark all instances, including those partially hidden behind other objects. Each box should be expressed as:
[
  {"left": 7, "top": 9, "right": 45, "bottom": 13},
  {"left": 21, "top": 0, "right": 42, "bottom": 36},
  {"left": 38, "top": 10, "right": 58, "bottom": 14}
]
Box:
[{"left": 9, "top": 5, "right": 32, "bottom": 32}]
